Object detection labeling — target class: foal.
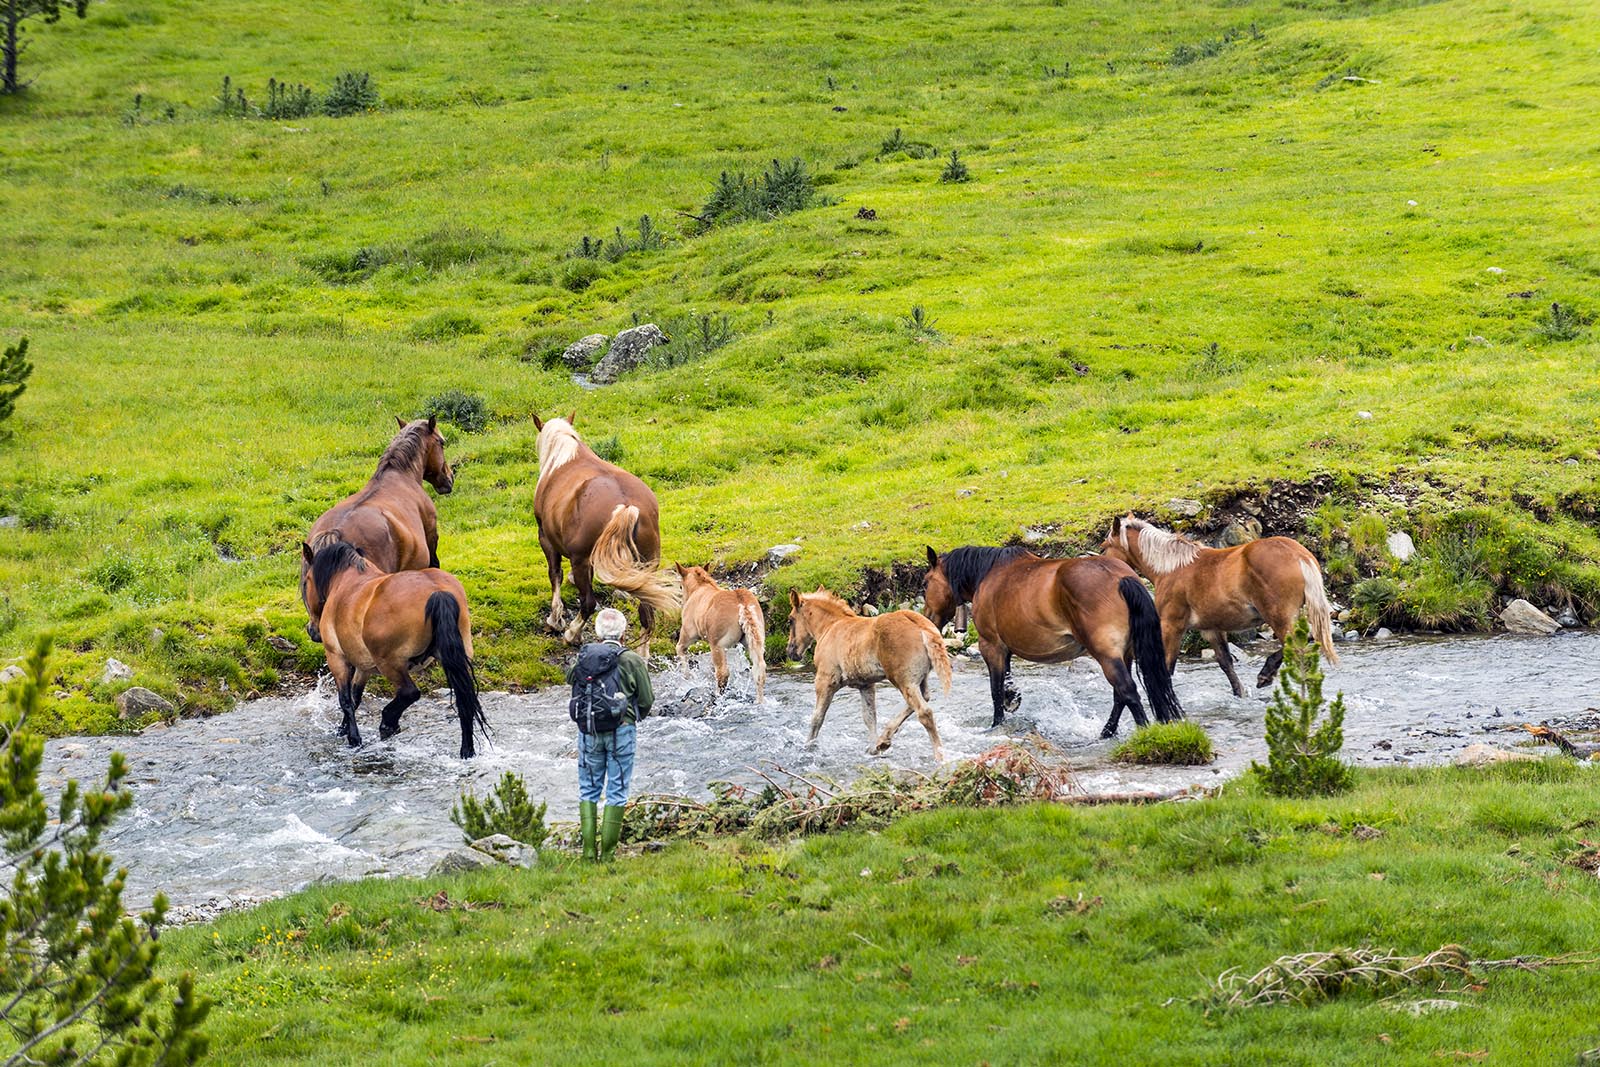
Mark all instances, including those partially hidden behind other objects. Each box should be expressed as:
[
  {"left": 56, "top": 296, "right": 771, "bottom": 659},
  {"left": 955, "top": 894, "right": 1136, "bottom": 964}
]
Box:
[
  {"left": 675, "top": 564, "right": 766, "bottom": 703},
  {"left": 1100, "top": 515, "right": 1339, "bottom": 696},
  {"left": 787, "top": 587, "right": 952, "bottom": 761}
]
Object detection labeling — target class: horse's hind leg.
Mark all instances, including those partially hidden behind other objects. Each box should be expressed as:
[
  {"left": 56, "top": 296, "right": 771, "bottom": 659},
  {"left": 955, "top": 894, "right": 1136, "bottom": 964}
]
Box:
[
  {"left": 562, "top": 558, "right": 595, "bottom": 645},
  {"left": 1097, "top": 656, "right": 1147, "bottom": 739},
  {"left": 874, "top": 678, "right": 945, "bottom": 762},
  {"left": 978, "top": 638, "right": 1018, "bottom": 728},
  {"left": 1206, "top": 629, "right": 1248, "bottom": 698},
  {"left": 541, "top": 532, "right": 566, "bottom": 633},
  {"left": 637, "top": 601, "right": 657, "bottom": 663},
  {"left": 377, "top": 664, "right": 422, "bottom": 741},
  {"left": 1256, "top": 607, "right": 1296, "bottom": 688},
  {"left": 709, "top": 641, "right": 730, "bottom": 693}
]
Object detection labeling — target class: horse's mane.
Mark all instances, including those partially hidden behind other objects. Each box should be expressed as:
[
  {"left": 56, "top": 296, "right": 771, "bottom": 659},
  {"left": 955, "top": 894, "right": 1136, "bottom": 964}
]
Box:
[
  {"left": 799, "top": 590, "right": 853, "bottom": 615},
  {"left": 1121, "top": 518, "right": 1204, "bottom": 574},
  {"left": 938, "top": 545, "right": 1030, "bottom": 602},
  {"left": 310, "top": 540, "right": 367, "bottom": 594},
  {"left": 537, "top": 419, "right": 582, "bottom": 480},
  {"left": 376, "top": 422, "right": 429, "bottom": 476}
]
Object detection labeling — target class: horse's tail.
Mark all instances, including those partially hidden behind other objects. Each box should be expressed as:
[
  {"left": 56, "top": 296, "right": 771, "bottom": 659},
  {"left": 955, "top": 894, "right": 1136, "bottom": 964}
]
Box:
[
  {"left": 738, "top": 596, "right": 767, "bottom": 703},
  {"left": 425, "top": 590, "right": 488, "bottom": 757},
  {"left": 920, "top": 625, "right": 954, "bottom": 695},
  {"left": 589, "top": 504, "right": 682, "bottom": 615},
  {"left": 1299, "top": 558, "right": 1341, "bottom": 665},
  {"left": 1118, "top": 575, "right": 1184, "bottom": 723}
]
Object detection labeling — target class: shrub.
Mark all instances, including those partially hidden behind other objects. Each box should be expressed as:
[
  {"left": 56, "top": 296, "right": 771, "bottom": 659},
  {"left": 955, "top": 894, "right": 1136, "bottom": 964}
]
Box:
[
  {"left": 1, "top": 637, "right": 211, "bottom": 1063},
  {"left": 570, "top": 235, "right": 604, "bottom": 260},
  {"left": 1349, "top": 576, "right": 1399, "bottom": 629},
  {"left": 558, "top": 258, "right": 604, "bottom": 292},
  {"left": 0, "top": 336, "right": 33, "bottom": 438},
  {"left": 263, "top": 77, "right": 316, "bottom": 119},
  {"left": 450, "top": 771, "right": 549, "bottom": 848},
  {"left": 699, "top": 158, "right": 817, "bottom": 228},
  {"left": 939, "top": 149, "right": 970, "bottom": 184},
  {"left": 590, "top": 434, "right": 625, "bottom": 463},
  {"left": 1112, "top": 722, "right": 1215, "bottom": 765},
  {"left": 1532, "top": 302, "right": 1590, "bottom": 342},
  {"left": 600, "top": 214, "right": 666, "bottom": 263},
  {"left": 323, "top": 71, "right": 380, "bottom": 116},
  {"left": 877, "top": 127, "right": 939, "bottom": 159},
  {"left": 407, "top": 309, "right": 484, "bottom": 343},
  {"left": 647, "top": 311, "right": 735, "bottom": 370},
  {"left": 902, "top": 305, "right": 940, "bottom": 340},
  {"left": 1252, "top": 617, "right": 1354, "bottom": 797},
  {"left": 216, "top": 74, "right": 249, "bottom": 116},
  {"left": 423, "top": 389, "right": 489, "bottom": 433}
]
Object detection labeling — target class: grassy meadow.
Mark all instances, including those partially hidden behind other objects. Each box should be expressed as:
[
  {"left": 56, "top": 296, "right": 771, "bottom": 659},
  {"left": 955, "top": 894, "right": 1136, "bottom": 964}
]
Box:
[
  {"left": 2, "top": 0, "right": 1599, "bottom": 728},
  {"left": 164, "top": 763, "right": 1600, "bottom": 1064}
]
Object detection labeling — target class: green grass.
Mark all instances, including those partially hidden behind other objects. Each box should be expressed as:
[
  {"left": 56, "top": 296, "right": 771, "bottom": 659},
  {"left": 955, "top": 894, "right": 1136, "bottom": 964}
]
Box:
[
  {"left": 1111, "top": 721, "right": 1216, "bottom": 764},
  {"left": 162, "top": 764, "right": 1600, "bottom": 1064},
  {"left": 3, "top": 0, "right": 1600, "bottom": 729}
]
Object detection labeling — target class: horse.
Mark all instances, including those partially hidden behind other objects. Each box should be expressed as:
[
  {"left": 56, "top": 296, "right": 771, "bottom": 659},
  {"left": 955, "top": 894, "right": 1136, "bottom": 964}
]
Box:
[
  {"left": 1100, "top": 515, "right": 1338, "bottom": 696},
  {"left": 300, "top": 540, "right": 487, "bottom": 758},
  {"left": 923, "top": 545, "right": 1183, "bottom": 738},
  {"left": 786, "top": 587, "right": 952, "bottom": 761},
  {"left": 675, "top": 564, "right": 767, "bottom": 703},
  {"left": 300, "top": 416, "right": 455, "bottom": 642},
  {"left": 532, "top": 414, "right": 680, "bottom": 649}
]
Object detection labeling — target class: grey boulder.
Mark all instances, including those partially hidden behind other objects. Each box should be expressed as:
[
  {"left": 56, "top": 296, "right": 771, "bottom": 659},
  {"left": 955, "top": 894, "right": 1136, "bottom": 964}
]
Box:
[
  {"left": 1500, "top": 599, "right": 1560, "bottom": 636},
  {"left": 116, "top": 687, "right": 175, "bottom": 720},
  {"left": 589, "top": 323, "right": 667, "bottom": 384},
  {"left": 429, "top": 847, "right": 497, "bottom": 876},
  {"left": 561, "top": 333, "right": 609, "bottom": 370}
]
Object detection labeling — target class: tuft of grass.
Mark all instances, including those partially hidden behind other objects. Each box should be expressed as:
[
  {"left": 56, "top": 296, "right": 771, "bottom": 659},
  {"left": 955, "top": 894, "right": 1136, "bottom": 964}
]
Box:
[
  {"left": 1111, "top": 722, "right": 1215, "bottom": 765},
  {"left": 422, "top": 390, "right": 489, "bottom": 433},
  {"left": 406, "top": 310, "right": 483, "bottom": 343}
]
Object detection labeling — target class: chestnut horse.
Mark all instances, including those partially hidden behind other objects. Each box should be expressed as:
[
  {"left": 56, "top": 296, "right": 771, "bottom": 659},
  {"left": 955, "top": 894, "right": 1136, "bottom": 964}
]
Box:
[
  {"left": 787, "top": 587, "right": 953, "bottom": 761},
  {"left": 923, "top": 546, "right": 1183, "bottom": 738},
  {"left": 532, "top": 415, "right": 680, "bottom": 648},
  {"left": 300, "top": 541, "right": 487, "bottom": 757},
  {"left": 1100, "top": 515, "right": 1338, "bottom": 696},
  {"left": 675, "top": 564, "right": 766, "bottom": 703},
  {"left": 300, "top": 416, "right": 454, "bottom": 641}
]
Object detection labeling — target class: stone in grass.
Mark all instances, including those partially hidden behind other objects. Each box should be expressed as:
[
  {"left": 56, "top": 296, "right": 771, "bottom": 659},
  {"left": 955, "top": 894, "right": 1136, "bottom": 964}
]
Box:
[
  {"left": 589, "top": 324, "right": 667, "bottom": 384},
  {"left": 561, "top": 333, "right": 609, "bottom": 370},
  {"left": 0, "top": 665, "right": 23, "bottom": 685},
  {"left": 1111, "top": 722, "right": 1215, "bottom": 765},
  {"left": 429, "top": 847, "right": 497, "bottom": 876},
  {"left": 470, "top": 833, "right": 537, "bottom": 868},
  {"left": 102, "top": 658, "right": 134, "bottom": 684},
  {"left": 1452, "top": 743, "right": 1538, "bottom": 767},
  {"left": 116, "top": 687, "right": 175, "bottom": 720}
]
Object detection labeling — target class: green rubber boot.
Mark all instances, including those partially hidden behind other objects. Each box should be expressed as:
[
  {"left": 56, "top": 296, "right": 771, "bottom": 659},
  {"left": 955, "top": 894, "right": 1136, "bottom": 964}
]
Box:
[
  {"left": 600, "top": 805, "right": 625, "bottom": 862},
  {"left": 579, "top": 800, "right": 598, "bottom": 863}
]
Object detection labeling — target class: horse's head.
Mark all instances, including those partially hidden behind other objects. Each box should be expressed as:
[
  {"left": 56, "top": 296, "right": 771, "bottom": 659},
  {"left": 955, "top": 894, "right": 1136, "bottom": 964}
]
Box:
[
  {"left": 922, "top": 546, "right": 959, "bottom": 630},
  {"left": 675, "top": 563, "right": 715, "bottom": 595},
  {"left": 421, "top": 416, "right": 455, "bottom": 494},
  {"left": 1099, "top": 513, "right": 1138, "bottom": 564},
  {"left": 300, "top": 542, "right": 327, "bottom": 641},
  {"left": 301, "top": 540, "right": 368, "bottom": 640},
  {"left": 785, "top": 588, "right": 817, "bottom": 661}
]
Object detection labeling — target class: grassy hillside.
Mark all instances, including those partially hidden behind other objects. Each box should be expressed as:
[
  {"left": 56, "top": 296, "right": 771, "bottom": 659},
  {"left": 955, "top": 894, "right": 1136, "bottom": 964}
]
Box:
[
  {"left": 164, "top": 764, "right": 1600, "bottom": 1064},
  {"left": 2, "top": 0, "right": 1598, "bottom": 729}
]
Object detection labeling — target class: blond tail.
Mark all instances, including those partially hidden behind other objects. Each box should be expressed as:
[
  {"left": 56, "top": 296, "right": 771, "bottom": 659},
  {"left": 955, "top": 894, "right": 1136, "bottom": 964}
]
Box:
[
  {"left": 1300, "top": 558, "right": 1341, "bottom": 665},
  {"left": 589, "top": 504, "right": 682, "bottom": 616},
  {"left": 738, "top": 597, "right": 767, "bottom": 704},
  {"left": 921, "top": 626, "right": 954, "bottom": 694}
]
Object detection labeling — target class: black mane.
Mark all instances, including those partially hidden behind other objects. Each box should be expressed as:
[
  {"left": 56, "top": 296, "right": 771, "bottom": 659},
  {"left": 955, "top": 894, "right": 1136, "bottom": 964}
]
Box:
[
  {"left": 310, "top": 540, "right": 366, "bottom": 595},
  {"left": 375, "top": 423, "right": 427, "bottom": 475},
  {"left": 938, "top": 545, "right": 1030, "bottom": 602}
]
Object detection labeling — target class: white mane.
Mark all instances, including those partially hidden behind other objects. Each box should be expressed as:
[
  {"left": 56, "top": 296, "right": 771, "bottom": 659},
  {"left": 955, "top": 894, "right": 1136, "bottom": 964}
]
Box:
[
  {"left": 536, "top": 419, "right": 581, "bottom": 480},
  {"left": 1121, "top": 517, "right": 1204, "bottom": 575}
]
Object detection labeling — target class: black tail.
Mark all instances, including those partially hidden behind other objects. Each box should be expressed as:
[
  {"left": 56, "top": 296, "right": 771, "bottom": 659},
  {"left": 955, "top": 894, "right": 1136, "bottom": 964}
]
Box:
[
  {"left": 425, "top": 591, "right": 488, "bottom": 758},
  {"left": 1118, "top": 576, "right": 1184, "bottom": 724}
]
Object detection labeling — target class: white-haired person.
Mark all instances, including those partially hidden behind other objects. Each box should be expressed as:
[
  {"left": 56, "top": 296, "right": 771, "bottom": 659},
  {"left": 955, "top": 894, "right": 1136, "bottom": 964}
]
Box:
[{"left": 566, "top": 607, "right": 654, "bottom": 861}]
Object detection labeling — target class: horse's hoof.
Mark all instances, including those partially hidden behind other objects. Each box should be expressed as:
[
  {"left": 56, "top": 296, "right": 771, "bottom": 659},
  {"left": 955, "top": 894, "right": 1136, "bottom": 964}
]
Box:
[
  {"left": 346, "top": 733, "right": 362, "bottom": 748},
  {"left": 1099, "top": 725, "right": 1117, "bottom": 740},
  {"left": 379, "top": 724, "right": 398, "bottom": 741},
  {"left": 460, "top": 746, "right": 476, "bottom": 759},
  {"left": 1255, "top": 677, "right": 1272, "bottom": 689}
]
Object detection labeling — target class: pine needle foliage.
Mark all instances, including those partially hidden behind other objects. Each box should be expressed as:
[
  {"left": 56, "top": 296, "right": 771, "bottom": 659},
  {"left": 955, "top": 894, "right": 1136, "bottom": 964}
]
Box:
[
  {"left": 940, "top": 149, "right": 970, "bottom": 183},
  {"left": 0, "top": 335, "right": 33, "bottom": 437},
  {"left": 698, "top": 159, "right": 816, "bottom": 228},
  {"left": 450, "top": 771, "right": 549, "bottom": 848},
  {"left": 322, "top": 71, "right": 379, "bottom": 117},
  {"left": 1252, "top": 616, "right": 1355, "bottom": 797},
  {"left": 1, "top": 636, "right": 211, "bottom": 1066}
]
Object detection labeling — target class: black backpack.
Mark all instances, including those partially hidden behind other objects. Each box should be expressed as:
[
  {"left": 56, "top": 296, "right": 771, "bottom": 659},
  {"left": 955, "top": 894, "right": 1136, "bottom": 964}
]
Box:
[{"left": 569, "top": 642, "right": 629, "bottom": 734}]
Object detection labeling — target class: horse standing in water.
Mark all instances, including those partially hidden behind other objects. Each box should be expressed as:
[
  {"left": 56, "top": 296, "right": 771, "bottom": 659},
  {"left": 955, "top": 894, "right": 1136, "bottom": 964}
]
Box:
[
  {"left": 1100, "top": 515, "right": 1338, "bottom": 696},
  {"left": 787, "top": 587, "right": 952, "bottom": 761},
  {"left": 923, "top": 546, "right": 1183, "bottom": 738},
  {"left": 301, "top": 541, "right": 487, "bottom": 757},
  {"left": 675, "top": 564, "right": 767, "bottom": 703},
  {"left": 532, "top": 415, "right": 680, "bottom": 649},
  {"left": 300, "top": 416, "right": 455, "bottom": 641}
]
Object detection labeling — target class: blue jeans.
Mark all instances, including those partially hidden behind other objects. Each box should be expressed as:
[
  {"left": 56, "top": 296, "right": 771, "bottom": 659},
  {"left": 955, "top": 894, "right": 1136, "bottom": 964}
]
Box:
[{"left": 578, "top": 723, "right": 636, "bottom": 806}]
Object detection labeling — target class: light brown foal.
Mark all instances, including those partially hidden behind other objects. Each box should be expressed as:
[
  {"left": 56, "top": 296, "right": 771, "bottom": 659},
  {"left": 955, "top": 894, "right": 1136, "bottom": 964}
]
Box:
[
  {"left": 786, "top": 587, "right": 952, "bottom": 761},
  {"left": 675, "top": 565, "right": 766, "bottom": 703},
  {"left": 1101, "top": 515, "right": 1339, "bottom": 696}
]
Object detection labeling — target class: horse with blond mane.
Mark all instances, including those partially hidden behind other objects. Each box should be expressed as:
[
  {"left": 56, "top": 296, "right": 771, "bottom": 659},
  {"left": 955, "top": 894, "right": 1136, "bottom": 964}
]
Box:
[
  {"left": 532, "top": 414, "right": 680, "bottom": 649},
  {"left": 1100, "top": 515, "right": 1338, "bottom": 696},
  {"left": 300, "top": 416, "right": 455, "bottom": 642},
  {"left": 787, "top": 587, "right": 952, "bottom": 761}
]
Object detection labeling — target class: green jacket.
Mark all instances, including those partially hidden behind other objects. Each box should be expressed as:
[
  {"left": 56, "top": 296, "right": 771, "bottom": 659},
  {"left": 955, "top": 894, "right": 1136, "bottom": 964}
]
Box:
[{"left": 566, "top": 641, "right": 654, "bottom": 725}]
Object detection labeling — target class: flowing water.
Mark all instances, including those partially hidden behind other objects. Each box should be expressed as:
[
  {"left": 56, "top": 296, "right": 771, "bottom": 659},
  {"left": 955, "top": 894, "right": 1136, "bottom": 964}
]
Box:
[{"left": 38, "top": 633, "right": 1600, "bottom": 912}]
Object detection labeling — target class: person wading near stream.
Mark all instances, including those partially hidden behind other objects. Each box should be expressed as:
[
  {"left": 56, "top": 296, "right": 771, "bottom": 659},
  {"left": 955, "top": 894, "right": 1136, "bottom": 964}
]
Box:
[{"left": 568, "top": 607, "right": 654, "bottom": 861}]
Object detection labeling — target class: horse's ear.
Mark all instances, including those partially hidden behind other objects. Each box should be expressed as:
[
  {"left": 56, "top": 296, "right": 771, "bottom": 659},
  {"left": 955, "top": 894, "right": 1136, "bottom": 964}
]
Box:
[
  {"left": 1111, "top": 516, "right": 1122, "bottom": 535},
  {"left": 788, "top": 588, "right": 801, "bottom": 609},
  {"left": 532, "top": 413, "right": 544, "bottom": 431},
  {"left": 395, "top": 415, "right": 407, "bottom": 429},
  {"left": 674, "top": 562, "right": 686, "bottom": 576},
  {"left": 925, "top": 545, "right": 938, "bottom": 568},
  {"left": 302, "top": 542, "right": 315, "bottom": 565},
  {"left": 567, "top": 410, "right": 577, "bottom": 425},
  {"left": 426, "top": 414, "right": 437, "bottom": 433}
]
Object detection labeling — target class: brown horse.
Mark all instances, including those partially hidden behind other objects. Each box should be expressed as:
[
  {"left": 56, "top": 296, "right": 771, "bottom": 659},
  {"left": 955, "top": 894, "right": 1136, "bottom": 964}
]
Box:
[
  {"left": 300, "top": 416, "right": 455, "bottom": 641},
  {"left": 786, "top": 587, "right": 952, "bottom": 761},
  {"left": 675, "top": 564, "right": 766, "bottom": 703},
  {"left": 300, "top": 540, "right": 486, "bottom": 757},
  {"left": 923, "top": 545, "right": 1183, "bottom": 738},
  {"left": 1100, "top": 515, "right": 1338, "bottom": 696},
  {"left": 532, "top": 415, "right": 680, "bottom": 648}
]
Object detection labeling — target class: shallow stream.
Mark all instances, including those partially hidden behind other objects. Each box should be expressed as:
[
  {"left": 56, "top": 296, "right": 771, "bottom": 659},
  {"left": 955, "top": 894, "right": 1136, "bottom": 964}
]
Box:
[{"left": 39, "top": 633, "right": 1600, "bottom": 912}]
